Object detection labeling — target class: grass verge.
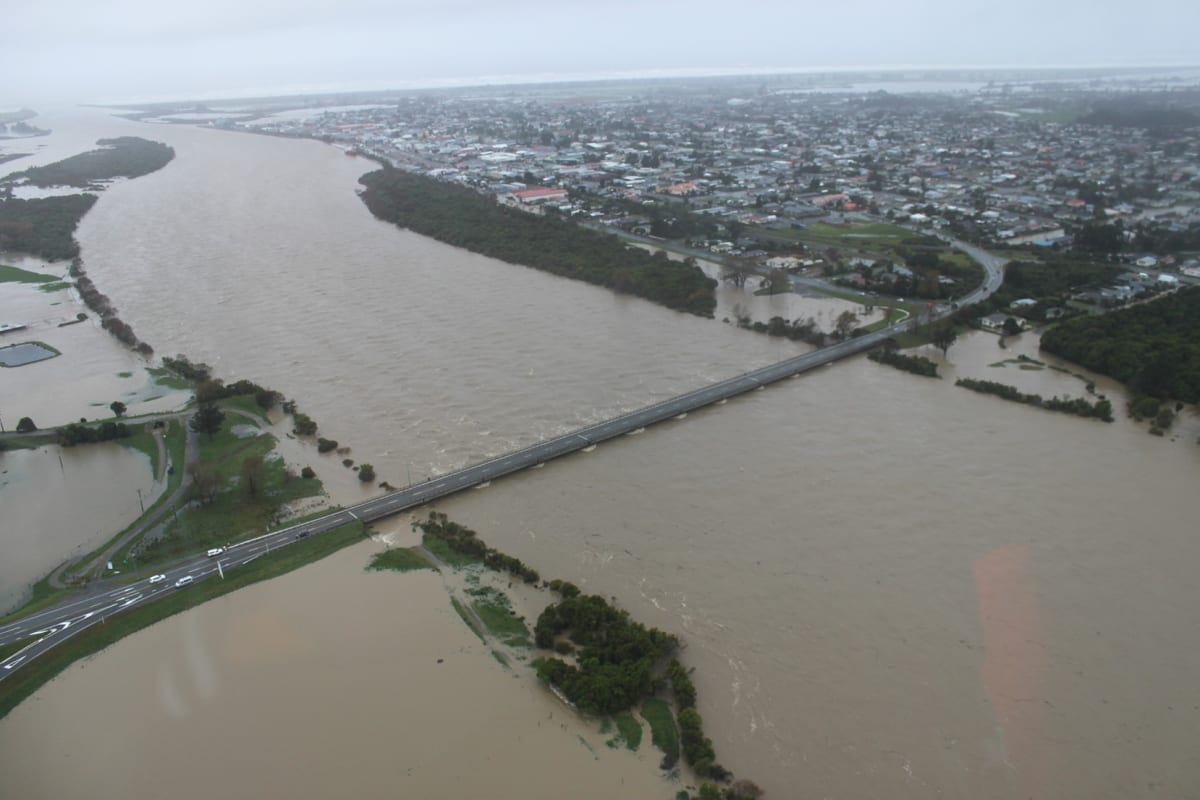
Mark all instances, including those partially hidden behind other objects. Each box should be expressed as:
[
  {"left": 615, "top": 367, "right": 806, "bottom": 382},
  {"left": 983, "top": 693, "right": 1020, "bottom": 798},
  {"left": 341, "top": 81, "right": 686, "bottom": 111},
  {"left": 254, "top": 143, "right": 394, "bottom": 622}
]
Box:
[
  {"left": 0, "top": 522, "right": 368, "bottom": 722},
  {"left": 0, "top": 637, "right": 34, "bottom": 663}
]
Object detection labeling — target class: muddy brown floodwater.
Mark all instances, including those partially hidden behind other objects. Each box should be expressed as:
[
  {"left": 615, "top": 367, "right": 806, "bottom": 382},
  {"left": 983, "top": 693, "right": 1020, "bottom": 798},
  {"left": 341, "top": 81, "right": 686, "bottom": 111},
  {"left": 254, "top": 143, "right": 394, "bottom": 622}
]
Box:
[
  {"left": 0, "top": 443, "right": 160, "bottom": 612},
  {"left": 1, "top": 108, "right": 1198, "bottom": 799}
]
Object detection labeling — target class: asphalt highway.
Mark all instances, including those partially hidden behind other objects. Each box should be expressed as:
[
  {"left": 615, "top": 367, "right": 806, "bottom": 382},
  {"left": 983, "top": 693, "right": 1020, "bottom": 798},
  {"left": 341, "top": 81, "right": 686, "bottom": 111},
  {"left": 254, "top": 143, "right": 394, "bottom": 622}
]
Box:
[{"left": 0, "top": 239, "right": 1006, "bottom": 680}]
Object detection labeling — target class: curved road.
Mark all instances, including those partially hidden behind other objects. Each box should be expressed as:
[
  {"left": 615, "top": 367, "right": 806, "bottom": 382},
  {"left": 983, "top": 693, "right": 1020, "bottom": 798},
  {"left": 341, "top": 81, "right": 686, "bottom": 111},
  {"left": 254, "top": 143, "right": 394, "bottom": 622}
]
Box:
[{"left": 1, "top": 240, "right": 1006, "bottom": 680}]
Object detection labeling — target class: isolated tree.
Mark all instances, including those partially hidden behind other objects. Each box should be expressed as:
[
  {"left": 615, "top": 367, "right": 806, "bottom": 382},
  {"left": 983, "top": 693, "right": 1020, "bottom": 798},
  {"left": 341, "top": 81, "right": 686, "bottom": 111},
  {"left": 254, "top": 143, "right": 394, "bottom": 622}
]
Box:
[
  {"left": 189, "top": 403, "right": 225, "bottom": 440},
  {"left": 109, "top": 400, "right": 127, "bottom": 417},
  {"left": 187, "top": 461, "right": 220, "bottom": 505},
  {"left": 16, "top": 417, "right": 37, "bottom": 433},
  {"left": 240, "top": 454, "right": 266, "bottom": 499},
  {"left": 931, "top": 322, "right": 959, "bottom": 356}
]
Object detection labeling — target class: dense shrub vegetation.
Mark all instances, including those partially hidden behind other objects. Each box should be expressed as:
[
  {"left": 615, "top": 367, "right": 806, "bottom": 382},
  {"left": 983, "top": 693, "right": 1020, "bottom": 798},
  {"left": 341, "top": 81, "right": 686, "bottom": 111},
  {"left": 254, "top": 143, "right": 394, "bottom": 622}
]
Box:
[
  {"left": 1040, "top": 286, "right": 1200, "bottom": 402},
  {"left": 358, "top": 167, "right": 717, "bottom": 316},
  {"left": 534, "top": 593, "right": 678, "bottom": 716},
  {"left": 0, "top": 194, "right": 97, "bottom": 260},
  {"left": 956, "top": 377, "right": 1113, "bottom": 421},
  {"left": 417, "top": 512, "right": 539, "bottom": 583},
  {"left": 869, "top": 349, "right": 939, "bottom": 377},
  {"left": 57, "top": 421, "right": 132, "bottom": 446}
]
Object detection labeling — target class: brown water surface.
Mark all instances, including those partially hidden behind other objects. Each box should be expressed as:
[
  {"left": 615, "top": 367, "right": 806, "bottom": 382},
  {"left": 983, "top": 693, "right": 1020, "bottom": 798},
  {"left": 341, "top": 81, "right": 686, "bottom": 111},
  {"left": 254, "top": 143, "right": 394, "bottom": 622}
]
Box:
[{"left": 0, "top": 443, "right": 159, "bottom": 611}]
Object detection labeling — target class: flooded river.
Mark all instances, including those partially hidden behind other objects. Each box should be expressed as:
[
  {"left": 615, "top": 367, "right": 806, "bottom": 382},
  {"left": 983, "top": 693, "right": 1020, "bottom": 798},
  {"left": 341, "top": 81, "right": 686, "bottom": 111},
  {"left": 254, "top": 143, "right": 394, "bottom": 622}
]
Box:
[{"left": 1, "top": 108, "right": 1198, "bottom": 799}]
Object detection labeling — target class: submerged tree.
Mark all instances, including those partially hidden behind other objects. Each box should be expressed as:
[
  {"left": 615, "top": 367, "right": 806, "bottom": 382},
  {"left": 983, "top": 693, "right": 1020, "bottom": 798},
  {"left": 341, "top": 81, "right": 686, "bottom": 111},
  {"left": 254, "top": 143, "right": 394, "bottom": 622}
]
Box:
[{"left": 931, "top": 322, "right": 959, "bottom": 356}]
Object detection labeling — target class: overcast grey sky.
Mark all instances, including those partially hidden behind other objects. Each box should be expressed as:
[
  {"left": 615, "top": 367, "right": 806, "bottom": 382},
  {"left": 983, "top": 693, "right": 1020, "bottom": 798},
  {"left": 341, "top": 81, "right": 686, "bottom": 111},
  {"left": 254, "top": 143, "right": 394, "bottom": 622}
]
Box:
[{"left": 3, "top": 0, "right": 1199, "bottom": 104}]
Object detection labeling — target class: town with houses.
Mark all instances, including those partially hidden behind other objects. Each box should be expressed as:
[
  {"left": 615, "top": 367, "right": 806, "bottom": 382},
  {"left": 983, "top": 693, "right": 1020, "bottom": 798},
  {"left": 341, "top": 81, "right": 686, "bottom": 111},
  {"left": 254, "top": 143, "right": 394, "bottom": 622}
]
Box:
[{"left": 200, "top": 73, "right": 1200, "bottom": 315}]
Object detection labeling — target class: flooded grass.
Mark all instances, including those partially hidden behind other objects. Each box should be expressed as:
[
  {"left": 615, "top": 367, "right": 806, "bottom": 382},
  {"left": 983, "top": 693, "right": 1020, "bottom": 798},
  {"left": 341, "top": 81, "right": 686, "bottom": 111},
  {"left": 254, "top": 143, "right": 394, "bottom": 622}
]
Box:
[
  {"left": 611, "top": 713, "right": 643, "bottom": 751},
  {"left": 123, "top": 429, "right": 161, "bottom": 476},
  {"left": 146, "top": 366, "right": 192, "bottom": 391},
  {"left": 450, "top": 596, "right": 486, "bottom": 643},
  {"left": 422, "top": 533, "right": 484, "bottom": 568},
  {"left": 367, "top": 548, "right": 433, "bottom": 573},
  {"left": 466, "top": 586, "right": 531, "bottom": 647},
  {"left": 0, "top": 522, "right": 369, "bottom": 722},
  {"left": 219, "top": 394, "right": 269, "bottom": 420},
  {"left": 641, "top": 698, "right": 679, "bottom": 766}
]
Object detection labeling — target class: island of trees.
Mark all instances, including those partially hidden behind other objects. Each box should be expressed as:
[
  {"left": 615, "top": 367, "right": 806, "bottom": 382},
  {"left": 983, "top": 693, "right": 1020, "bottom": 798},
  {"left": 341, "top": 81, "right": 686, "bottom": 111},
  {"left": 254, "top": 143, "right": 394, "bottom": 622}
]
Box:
[
  {"left": 411, "top": 512, "right": 761, "bottom": 800},
  {"left": 9, "top": 137, "right": 175, "bottom": 188},
  {"left": 358, "top": 167, "right": 717, "bottom": 317},
  {"left": 1040, "top": 286, "right": 1200, "bottom": 404}
]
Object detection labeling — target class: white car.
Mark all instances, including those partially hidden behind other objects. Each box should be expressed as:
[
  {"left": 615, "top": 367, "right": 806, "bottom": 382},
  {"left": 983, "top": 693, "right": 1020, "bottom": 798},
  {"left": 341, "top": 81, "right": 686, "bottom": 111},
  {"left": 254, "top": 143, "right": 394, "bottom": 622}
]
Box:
[
  {"left": 148, "top": 574, "right": 166, "bottom": 584},
  {"left": 206, "top": 547, "right": 226, "bottom": 557},
  {"left": 175, "top": 576, "right": 194, "bottom": 588}
]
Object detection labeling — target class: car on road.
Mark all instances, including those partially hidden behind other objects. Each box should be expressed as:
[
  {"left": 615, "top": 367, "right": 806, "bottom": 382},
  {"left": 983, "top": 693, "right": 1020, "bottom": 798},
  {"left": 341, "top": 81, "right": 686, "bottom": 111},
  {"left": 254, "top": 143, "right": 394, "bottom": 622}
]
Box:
[
  {"left": 148, "top": 574, "right": 166, "bottom": 584},
  {"left": 206, "top": 547, "right": 226, "bottom": 557},
  {"left": 174, "top": 576, "right": 194, "bottom": 588}
]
